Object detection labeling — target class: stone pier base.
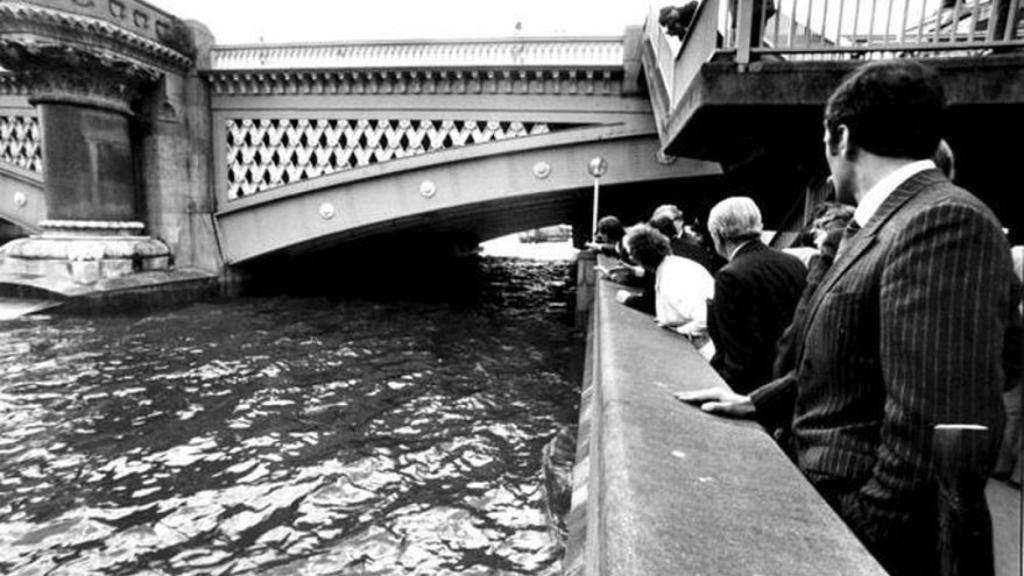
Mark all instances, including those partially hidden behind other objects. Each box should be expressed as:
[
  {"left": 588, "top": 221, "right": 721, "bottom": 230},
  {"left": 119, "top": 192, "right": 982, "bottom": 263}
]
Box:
[{"left": 0, "top": 220, "right": 219, "bottom": 312}]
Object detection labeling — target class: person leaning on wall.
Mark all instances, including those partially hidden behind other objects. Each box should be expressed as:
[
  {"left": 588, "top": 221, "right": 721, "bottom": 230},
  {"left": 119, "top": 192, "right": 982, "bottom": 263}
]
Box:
[
  {"left": 585, "top": 215, "right": 628, "bottom": 260},
  {"left": 649, "top": 213, "right": 717, "bottom": 273},
  {"left": 624, "top": 224, "right": 716, "bottom": 359},
  {"left": 703, "top": 196, "right": 806, "bottom": 395},
  {"left": 652, "top": 203, "right": 721, "bottom": 272},
  {"left": 677, "top": 59, "right": 1018, "bottom": 576}
]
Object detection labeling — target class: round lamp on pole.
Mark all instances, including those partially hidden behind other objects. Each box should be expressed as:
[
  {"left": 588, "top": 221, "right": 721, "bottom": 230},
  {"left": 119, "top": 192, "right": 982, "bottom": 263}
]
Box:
[{"left": 587, "top": 156, "right": 608, "bottom": 237}]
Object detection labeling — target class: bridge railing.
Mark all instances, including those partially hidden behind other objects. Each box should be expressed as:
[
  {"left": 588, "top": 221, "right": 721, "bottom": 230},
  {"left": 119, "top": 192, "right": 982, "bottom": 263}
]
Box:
[
  {"left": 748, "top": 0, "right": 1024, "bottom": 61},
  {"left": 644, "top": 0, "right": 1024, "bottom": 112},
  {"left": 206, "top": 37, "right": 624, "bottom": 71}
]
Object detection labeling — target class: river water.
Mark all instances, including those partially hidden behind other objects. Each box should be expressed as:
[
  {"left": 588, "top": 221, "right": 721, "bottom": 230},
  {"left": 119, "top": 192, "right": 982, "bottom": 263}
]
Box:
[{"left": 0, "top": 257, "right": 582, "bottom": 575}]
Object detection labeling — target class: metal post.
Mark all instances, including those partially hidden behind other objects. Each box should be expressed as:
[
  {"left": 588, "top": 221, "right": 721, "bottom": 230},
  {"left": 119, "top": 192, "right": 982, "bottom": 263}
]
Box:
[
  {"left": 987, "top": 0, "right": 1002, "bottom": 42},
  {"left": 1005, "top": 0, "right": 1021, "bottom": 41},
  {"left": 933, "top": 424, "right": 996, "bottom": 576},
  {"left": 587, "top": 156, "right": 608, "bottom": 237},
  {"left": 735, "top": 0, "right": 753, "bottom": 63}
]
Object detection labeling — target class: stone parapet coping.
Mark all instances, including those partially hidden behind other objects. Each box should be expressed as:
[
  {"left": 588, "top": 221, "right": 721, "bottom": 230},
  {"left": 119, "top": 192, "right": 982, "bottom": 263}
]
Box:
[{"left": 564, "top": 254, "right": 887, "bottom": 576}]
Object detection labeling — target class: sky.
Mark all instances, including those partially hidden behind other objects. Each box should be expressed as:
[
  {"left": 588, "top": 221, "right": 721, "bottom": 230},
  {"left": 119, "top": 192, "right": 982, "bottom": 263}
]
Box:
[{"left": 146, "top": 0, "right": 666, "bottom": 45}]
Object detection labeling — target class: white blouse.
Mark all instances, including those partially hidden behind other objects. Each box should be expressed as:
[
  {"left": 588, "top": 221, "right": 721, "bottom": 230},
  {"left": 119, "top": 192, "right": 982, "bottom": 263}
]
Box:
[{"left": 655, "top": 255, "right": 716, "bottom": 358}]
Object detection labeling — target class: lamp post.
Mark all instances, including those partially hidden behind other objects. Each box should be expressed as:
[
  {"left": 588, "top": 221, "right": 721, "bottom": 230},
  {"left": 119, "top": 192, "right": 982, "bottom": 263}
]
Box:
[{"left": 587, "top": 156, "right": 608, "bottom": 237}]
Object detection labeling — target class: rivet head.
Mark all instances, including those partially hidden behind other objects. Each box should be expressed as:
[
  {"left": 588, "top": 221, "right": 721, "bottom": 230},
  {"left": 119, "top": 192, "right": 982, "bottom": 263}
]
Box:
[
  {"left": 13, "top": 191, "right": 27, "bottom": 208},
  {"left": 532, "top": 161, "right": 551, "bottom": 179},
  {"left": 420, "top": 180, "right": 437, "bottom": 199},
  {"left": 587, "top": 156, "right": 608, "bottom": 178},
  {"left": 318, "top": 202, "right": 336, "bottom": 220}
]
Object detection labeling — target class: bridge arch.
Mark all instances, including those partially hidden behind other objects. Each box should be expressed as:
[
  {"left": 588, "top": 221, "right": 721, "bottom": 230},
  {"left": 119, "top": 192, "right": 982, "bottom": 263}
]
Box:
[{"left": 214, "top": 127, "right": 720, "bottom": 263}]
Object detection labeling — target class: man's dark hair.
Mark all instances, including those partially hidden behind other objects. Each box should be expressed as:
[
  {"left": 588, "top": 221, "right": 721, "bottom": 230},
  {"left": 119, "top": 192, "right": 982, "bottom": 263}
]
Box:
[
  {"left": 595, "top": 215, "right": 625, "bottom": 243},
  {"left": 824, "top": 60, "right": 945, "bottom": 159},
  {"left": 625, "top": 225, "right": 671, "bottom": 270},
  {"left": 649, "top": 214, "right": 678, "bottom": 240}
]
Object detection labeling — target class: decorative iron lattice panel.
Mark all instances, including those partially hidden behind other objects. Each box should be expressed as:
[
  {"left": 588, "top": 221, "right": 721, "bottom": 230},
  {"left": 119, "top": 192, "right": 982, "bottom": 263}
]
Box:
[
  {"left": 0, "top": 115, "right": 42, "bottom": 173},
  {"left": 225, "top": 118, "right": 577, "bottom": 199}
]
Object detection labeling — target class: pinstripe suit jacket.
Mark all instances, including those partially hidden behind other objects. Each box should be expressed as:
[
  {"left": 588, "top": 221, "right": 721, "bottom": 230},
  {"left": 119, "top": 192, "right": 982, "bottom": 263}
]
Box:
[{"left": 752, "top": 169, "right": 1017, "bottom": 572}]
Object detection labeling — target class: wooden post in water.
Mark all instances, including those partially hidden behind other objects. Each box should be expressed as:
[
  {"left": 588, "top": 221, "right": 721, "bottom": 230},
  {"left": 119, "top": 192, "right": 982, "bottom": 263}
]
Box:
[{"left": 933, "top": 423, "right": 995, "bottom": 576}]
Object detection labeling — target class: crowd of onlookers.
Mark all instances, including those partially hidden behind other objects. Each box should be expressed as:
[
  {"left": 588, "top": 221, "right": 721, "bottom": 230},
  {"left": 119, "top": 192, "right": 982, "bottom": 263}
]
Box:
[{"left": 587, "top": 59, "right": 1022, "bottom": 576}]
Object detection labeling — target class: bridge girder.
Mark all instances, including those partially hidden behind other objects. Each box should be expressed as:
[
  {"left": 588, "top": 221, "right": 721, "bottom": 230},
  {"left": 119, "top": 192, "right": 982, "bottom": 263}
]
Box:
[
  {"left": 0, "top": 166, "right": 44, "bottom": 234},
  {"left": 214, "top": 132, "right": 721, "bottom": 264}
]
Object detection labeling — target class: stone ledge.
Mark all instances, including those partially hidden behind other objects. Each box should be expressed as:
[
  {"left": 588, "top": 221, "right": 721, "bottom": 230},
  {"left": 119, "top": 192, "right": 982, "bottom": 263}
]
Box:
[
  {"left": 0, "top": 267, "right": 219, "bottom": 314},
  {"left": 565, "top": 254, "right": 886, "bottom": 576}
]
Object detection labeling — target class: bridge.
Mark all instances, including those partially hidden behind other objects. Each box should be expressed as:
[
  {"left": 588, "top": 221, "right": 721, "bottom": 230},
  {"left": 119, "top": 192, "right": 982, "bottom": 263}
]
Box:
[
  {"left": 1, "top": 0, "right": 1022, "bottom": 295},
  {"left": 202, "top": 37, "right": 720, "bottom": 263},
  {"left": 0, "top": 1, "right": 1020, "bottom": 574}
]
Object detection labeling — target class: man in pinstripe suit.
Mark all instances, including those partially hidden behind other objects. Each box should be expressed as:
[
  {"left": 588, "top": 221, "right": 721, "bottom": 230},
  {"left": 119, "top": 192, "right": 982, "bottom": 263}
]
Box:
[{"left": 678, "top": 60, "right": 1019, "bottom": 576}]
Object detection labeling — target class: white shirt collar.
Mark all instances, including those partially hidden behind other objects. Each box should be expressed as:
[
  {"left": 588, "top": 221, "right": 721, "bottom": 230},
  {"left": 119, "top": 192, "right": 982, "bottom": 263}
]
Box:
[
  {"left": 853, "top": 159, "right": 936, "bottom": 227},
  {"left": 727, "top": 239, "right": 755, "bottom": 262}
]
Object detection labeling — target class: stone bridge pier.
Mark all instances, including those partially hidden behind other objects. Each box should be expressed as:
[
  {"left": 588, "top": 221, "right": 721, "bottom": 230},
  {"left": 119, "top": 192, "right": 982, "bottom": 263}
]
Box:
[{"left": 0, "top": 0, "right": 219, "bottom": 300}]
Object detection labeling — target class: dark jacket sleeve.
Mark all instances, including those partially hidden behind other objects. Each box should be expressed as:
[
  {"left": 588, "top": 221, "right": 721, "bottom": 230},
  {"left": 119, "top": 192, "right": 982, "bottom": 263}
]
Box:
[{"left": 749, "top": 371, "right": 797, "bottom": 433}]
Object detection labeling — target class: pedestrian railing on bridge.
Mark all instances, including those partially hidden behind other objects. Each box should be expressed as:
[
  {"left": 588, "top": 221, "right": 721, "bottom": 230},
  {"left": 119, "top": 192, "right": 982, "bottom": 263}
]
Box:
[{"left": 647, "top": 0, "right": 1024, "bottom": 115}]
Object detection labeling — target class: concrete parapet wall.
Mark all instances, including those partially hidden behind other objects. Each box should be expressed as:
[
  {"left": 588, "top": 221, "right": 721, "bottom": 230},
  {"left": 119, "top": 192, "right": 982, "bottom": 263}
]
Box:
[{"left": 565, "top": 255, "right": 886, "bottom": 576}]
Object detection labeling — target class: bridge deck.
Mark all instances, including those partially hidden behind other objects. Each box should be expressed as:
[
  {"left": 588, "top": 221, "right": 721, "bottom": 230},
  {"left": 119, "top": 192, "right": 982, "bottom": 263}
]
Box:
[
  {"left": 645, "top": 0, "right": 1024, "bottom": 162},
  {"left": 641, "top": 0, "right": 1024, "bottom": 241},
  {"left": 658, "top": 55, "right": 1024, "bottom": 162}
]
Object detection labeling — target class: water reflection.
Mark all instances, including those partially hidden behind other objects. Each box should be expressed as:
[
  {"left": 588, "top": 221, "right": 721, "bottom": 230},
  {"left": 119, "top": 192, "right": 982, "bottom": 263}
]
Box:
[{"left": 0, "top": 258, "right": 581, "bottom": 575}]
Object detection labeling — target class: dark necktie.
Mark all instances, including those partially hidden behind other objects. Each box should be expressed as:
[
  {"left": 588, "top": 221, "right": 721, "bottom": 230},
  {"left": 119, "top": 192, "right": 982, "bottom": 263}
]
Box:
[{"left": 835, "top": 219, "right": 862, "bottom": 261}]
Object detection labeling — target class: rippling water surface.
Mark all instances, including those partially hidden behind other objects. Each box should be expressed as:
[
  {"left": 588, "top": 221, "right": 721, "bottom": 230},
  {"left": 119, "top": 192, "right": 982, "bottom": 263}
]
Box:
[{"left": 0, "top": 258, "right": 581, "bottom": 575}]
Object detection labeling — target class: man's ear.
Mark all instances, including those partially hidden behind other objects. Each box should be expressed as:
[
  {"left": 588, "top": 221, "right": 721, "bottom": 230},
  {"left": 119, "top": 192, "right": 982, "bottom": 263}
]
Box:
[
  {"left": 709, "top": 228, "right": 726, "bottom": 257},
  {"left": 824, "top": 124, "right": 850, "bottom": 158}
]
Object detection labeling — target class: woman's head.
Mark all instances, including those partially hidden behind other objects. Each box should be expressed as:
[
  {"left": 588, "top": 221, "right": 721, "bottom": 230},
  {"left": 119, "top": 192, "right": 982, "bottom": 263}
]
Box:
[{"left": 625, "top": 224, "right": 672, "bottom": 271}]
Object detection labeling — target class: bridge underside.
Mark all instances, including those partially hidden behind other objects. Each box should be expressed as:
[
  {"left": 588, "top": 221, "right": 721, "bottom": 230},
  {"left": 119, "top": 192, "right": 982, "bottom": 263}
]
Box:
[
  {"left": 215, "top": 134, "right": 723, "bottom": 265},
  {"left": 247, "top": 174, "right": 727, "bottom": 258},
  {"left": 656, "top": 55, "right": 1024, "bottom": 242}
]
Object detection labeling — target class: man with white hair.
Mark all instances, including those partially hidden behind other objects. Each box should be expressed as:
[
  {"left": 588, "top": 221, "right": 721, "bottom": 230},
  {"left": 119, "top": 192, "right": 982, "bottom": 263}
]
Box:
[{"left": 705, "top": 196, "right": 806, "bottom": 394}]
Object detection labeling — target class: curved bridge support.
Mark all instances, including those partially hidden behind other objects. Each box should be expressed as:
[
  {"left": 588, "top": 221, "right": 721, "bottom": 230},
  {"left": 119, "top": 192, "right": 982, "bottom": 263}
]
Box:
[{"left": 215, "top": 132, "right": 720, "bottom": 263}]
